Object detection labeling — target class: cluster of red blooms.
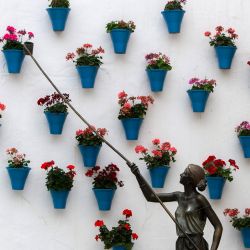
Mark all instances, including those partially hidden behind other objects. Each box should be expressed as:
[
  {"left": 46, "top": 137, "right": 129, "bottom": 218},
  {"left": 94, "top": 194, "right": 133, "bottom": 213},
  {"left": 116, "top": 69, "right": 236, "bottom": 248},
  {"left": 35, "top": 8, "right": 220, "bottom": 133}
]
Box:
[
  {"left": 118, "top": 91, "right": 154, "bottom": 117},
  {"left": 41, "top": 161, "right": 76, "bottom": 178},
  {"left": 85, "top": 164, "right": 124, "bottom": 188},
  {"left": 202, "top": 155, "right": 239, "bottom": 175},
  {"left": 76, "top": 127, "right": 107, "bottom": 138},
  {"left": 66, "top": 43, "right": 105, "bottom": 61},
  {"left": 145, "top": 52, "right": 171, "bottom": 66},
  {"left": 94, "top": 209, "right": 138, "bottom": 241},
  {"left": 37, "top": 93, "right": 70, "bottom": 108},
  {"left": 224, "top": 208, "right": 250, "bottom": 217},
  {"left": 135, "top": 139, "right": 177, "bottom": 157},
  {"left": 205, "top": 26, "right": 238, "bottom": 39},
  {"left": 0, "top": 26, "right": 34, "bottom": 43}
]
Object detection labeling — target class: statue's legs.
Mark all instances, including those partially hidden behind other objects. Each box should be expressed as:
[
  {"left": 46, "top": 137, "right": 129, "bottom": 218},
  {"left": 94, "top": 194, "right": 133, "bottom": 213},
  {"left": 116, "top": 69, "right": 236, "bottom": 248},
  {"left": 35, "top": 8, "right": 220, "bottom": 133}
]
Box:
[{"left": 176, "top": 234, "right": 209, "bottom": 250}]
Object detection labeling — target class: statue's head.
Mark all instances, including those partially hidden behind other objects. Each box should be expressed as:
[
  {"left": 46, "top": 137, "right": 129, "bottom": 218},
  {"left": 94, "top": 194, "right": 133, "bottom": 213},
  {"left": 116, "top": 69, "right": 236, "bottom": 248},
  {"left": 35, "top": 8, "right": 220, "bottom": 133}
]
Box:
[{"left": 180, "top": 164, "right": 207, "bottom": 191}]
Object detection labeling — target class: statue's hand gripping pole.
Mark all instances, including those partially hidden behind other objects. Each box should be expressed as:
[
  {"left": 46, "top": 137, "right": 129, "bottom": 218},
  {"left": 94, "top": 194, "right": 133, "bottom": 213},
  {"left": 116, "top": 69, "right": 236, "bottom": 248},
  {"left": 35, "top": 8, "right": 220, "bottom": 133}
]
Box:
[{"left": 23, "top": 44, "right": 201, "bottom": 250}]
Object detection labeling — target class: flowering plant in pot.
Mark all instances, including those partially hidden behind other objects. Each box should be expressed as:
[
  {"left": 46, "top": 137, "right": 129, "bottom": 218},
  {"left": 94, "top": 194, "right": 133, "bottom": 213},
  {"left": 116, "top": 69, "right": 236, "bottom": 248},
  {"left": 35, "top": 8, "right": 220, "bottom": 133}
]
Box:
[
  {"left": 37, "top": 92, "right": 70, "bottom": 135},
  {"left": 6, "top": 148, "right": 31, "bottom": 190},
  {"left": 224, "top": 208, "right": 250, "bottom": 248},
  {"left": 135, "top": 139, "right": 177, "bottom": 188},
  {"left": 145, "top": 52, "right": 172, "bottom": 92},
  {"left": 85, "top": 164, "right": 124, "bottom": 211},
  {"left": 41, "top": 161, "right": 76, "bottom": 209},
  {"left": 95, "top": 209, "right": 138, "bottom": 250},
  {"left": 106, "top": 20, "right": 136, "bottom": 54},
  {"left": 0, "top": 26, "right": 34, "bottom": 73},
  {"left": 187, "top": 77, "right": 216, "bottom": 112},
  {"left": 204, "top": 26, "right": 238, "bottom": 69},
  {"left": 0, "top": 102, "right": 6, "bottom": 124},
  {"left": 235, "top": 121, "right": 250, "bottom": 158},
  {"left": 47, "top": 0, "right": 70, "bottom": 31},
  {"left": 202, "top": 155, "right": 239, "bottom": 199},
  {"left": 66, "top": 44, "right": 104, "bottom": 88},
  {"left": 76, "top": 127, "right": 107, "bottom": 167},
  {"left": 118, "top": 91, "right": 154, "bottom": 140},
  {"left": 161, "top": 0, "right": 186, "bottom": 33}
]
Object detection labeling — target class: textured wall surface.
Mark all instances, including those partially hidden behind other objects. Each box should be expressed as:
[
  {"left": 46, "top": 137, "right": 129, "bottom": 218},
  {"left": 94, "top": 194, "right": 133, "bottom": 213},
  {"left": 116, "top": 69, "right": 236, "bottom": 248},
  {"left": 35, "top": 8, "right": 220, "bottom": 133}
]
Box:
[{"left": 0, "top": 0, "right": 249, "bottom": 249}]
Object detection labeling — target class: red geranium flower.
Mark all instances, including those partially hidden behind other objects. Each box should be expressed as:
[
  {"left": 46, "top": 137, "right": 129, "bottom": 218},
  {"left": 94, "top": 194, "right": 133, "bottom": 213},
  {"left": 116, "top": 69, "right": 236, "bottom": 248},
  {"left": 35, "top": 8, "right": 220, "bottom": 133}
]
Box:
[
  {"left": 67, "top": 165, "right": 75, "bottom": 170},
  {"left": 95, "top": 220, "right": 104, "bottom": 227},
  {"left": 132, "top": 233, "right": 138, "bottom": 240},
  {"left": 124, "top": 223, "right": 131, "bottom": 231},
  {"left": 123, "top": 209, "right": 132, "bottom": 218}
]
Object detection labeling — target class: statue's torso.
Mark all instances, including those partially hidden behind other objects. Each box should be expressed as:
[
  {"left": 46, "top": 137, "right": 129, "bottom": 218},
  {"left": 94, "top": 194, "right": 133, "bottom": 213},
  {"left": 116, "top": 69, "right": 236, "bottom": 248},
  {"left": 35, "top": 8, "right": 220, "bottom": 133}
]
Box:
[{"left": 175, "top": 192, "right": 207, "bottom": 236}]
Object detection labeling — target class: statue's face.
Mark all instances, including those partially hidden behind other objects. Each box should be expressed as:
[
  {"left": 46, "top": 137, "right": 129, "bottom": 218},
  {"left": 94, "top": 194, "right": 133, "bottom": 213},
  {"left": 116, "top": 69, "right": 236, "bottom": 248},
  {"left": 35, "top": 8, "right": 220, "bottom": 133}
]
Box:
[{"left": 180, "top": 168, "right": 194, "bottom": 185}]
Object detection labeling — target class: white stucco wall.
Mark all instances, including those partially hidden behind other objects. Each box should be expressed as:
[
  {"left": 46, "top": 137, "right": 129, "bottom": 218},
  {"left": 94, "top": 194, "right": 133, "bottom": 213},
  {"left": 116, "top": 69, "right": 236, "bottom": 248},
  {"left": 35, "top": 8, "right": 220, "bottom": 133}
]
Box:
[{"left": 0, "top": 0, "right": 249, "bottom": 249}]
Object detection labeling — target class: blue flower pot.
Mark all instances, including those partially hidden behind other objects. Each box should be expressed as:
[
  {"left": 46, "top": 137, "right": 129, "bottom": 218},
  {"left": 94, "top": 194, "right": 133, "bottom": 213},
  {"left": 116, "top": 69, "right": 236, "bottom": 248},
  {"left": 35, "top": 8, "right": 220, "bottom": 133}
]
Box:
[
  {"left": 50, "top": 190, "right": 70, "bottom": 209},
  {"left": 215, "top": 46, "right": 237, "bottom": 69},
  {"left": 121, "top": 118, "right": 144, "bottom": 140},
  {"left": 187, "top": 90, "right": 210, "bottom": 112},
  {"left": 78, "top": 145, "right": 101, "bottom": 167},
  {"left": 239, "top": 136, "right": 250, "bottom": 158},
  {"left": 3, "top": 50, "right": 25, "bottom": 73},
  {"left": 7, "top": 167, "right": 31, "bottom": 190},
  {"left": 149, "top": 166, "right": 170, "bottom": 188},
  {"left": 113, "top": 246, "right": 126, "bottom": 250},
  {"left": 44, "top": 112, "right": 68, "bottom": 135},
  {"left": 76, "top": 66, "right": 99, "bottom": 88},
  {"left": 93, "top": 188, "right": 116, "bottom": 211},
  {"left": 110, "top": 29, "right": 131, "bottom": 54},
  {"left": 146, "top": 69, "right": 168, "bottom": 92},
  {"left": 47, "top": 8, "right": 70, "bottom": 31},
  {"left": 241, "top": 228, "right": 250, "bottom": 248},
  {"left": 206, "top": 176, "right": 226, "bottom": 200},
  {"left": 161, "top": 10, "right": 185, "bottom": 33}
]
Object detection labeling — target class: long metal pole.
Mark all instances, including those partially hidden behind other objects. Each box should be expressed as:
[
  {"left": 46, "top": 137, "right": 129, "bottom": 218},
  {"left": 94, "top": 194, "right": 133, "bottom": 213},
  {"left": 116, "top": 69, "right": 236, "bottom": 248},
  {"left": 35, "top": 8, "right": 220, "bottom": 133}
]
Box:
[{"left": 23, "top": 44, "right": 201, "bottom": 250}]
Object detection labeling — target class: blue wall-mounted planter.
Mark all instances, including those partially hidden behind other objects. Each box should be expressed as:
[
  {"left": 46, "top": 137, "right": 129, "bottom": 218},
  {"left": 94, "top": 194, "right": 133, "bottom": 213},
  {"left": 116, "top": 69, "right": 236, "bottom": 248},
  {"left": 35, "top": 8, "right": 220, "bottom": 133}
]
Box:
[
  {"left": 93, "top": 188, "right": 116, "bottom": 211},
  {"left": 7, "top": 167, "right": 31, "bottom": 190},
  {"left": 50, "top": 190, "right": 70, "bottom": 209},
  {"left": 76, "top": 66, "right": 99, "bottom": 88},
  {"left": 3, "top": 50, "right": 25, "bottom": 73},
  {"left": 146, "top": 69, "right": 168, "bottom": 92},
  {"left": 44, "top": 112, "right": 68, "bottom": 134},
  {"left": 78, "top": 145, "right": 101, "bottom": 167},
  {"left": 161, "top": 10, "right": 185, "bottom": 33},
  {"left": 187, "top": 90, "right": 210, "bottom": 112},
  {"left": 206, "top": 176, "right": 226, "bottom": 199},
  {"left": 121, "top": 118, "right": 143, "bottom": 140},
  {"left": 110, "top": 29, "right": 131, "bottom": 54},
  {"left": 215, "top": 46, "right": 237, "bottom": 69},
  {"left": 149, "top": 166, "right": 170, "bottom": 188},
  {"left": 241, "top": 227, "right": 250, "bottom": 248},
  {"left": 47, "top": 8, "right": 70, "bottom": 31},
  {"left": 239, "top": 136, "right": 250, "bottom": 158}
]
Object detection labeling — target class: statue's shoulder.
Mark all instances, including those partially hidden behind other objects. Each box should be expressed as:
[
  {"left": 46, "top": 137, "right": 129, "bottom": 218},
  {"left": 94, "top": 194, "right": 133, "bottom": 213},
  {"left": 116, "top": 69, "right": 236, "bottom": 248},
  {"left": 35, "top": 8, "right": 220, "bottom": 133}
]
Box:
[{"left": 196, "top": 193, "right": 211, "bottom": 208}]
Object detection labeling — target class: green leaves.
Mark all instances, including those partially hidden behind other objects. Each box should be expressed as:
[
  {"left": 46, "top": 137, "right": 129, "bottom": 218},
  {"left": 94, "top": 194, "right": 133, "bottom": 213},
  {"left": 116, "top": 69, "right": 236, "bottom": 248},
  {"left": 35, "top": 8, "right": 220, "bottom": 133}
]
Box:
[
  {"left": 49, "top": 0, "right": 70, "bottom": 8},
  {"left": 232, "top": 217, "right": 250, "bottom": 230},
  {"left": 76, "top": 54, "right": 102, "bottom": 67},
  {"left": 209, "top": 34, "right": 236, "bottom": 47},
  {"left": 106, "top": 21, "right": 136, "bottom": 33},
  {"left": 45, "top": 102, "right": 68, "bottom": 113},
  {"left": 46, "top": 167, "right": 74, "bottom": 191},
  {"left": 3, "top": 40, "right": 23, "bottom": 50}
]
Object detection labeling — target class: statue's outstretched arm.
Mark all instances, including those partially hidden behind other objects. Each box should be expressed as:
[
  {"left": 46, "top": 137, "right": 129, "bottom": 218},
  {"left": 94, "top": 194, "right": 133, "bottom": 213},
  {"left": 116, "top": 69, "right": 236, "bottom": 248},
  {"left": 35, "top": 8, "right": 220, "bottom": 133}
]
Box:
[
  {"left": 198, "top": 195, "right": 223, "bottom": 250},
  {"left": 128, "top": 163, "right": 179, "bottom": 203}
]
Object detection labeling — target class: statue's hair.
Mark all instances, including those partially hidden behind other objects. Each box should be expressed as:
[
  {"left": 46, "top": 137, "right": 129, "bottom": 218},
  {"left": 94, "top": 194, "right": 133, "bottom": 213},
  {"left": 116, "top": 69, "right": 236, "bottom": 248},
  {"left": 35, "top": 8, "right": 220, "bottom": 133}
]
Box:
[{"left": 187, "top": 164, "right": 207, "bottom": 192}]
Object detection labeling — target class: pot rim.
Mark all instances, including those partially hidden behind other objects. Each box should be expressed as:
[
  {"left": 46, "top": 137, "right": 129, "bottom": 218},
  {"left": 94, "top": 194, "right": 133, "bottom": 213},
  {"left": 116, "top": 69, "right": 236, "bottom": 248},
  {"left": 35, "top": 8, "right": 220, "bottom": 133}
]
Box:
[
  {"left": 161, "top": 9, "right": 186, "bottom": 13},
  {"left": 6, "top": 166, "right": 31, "bottom": 170}
]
